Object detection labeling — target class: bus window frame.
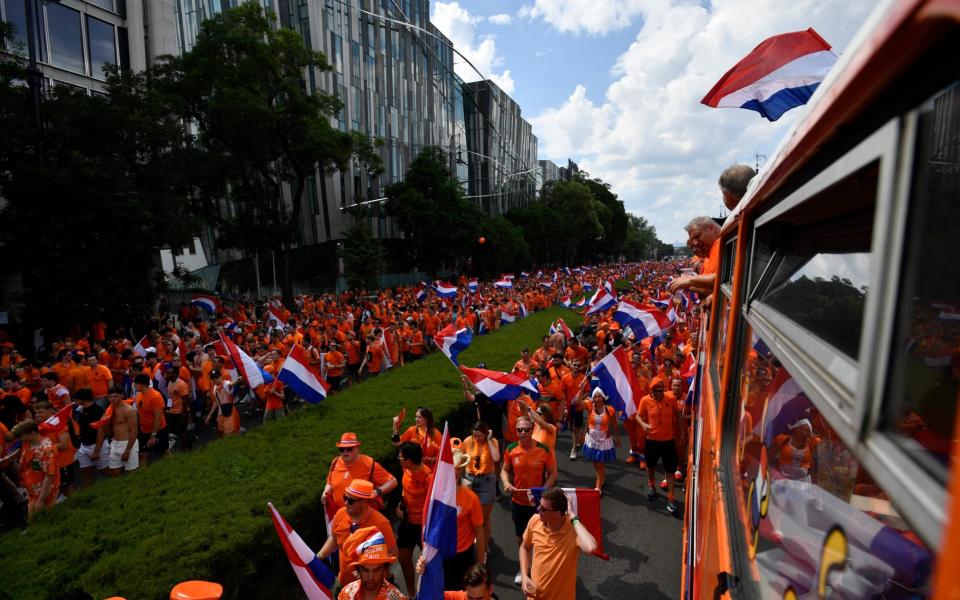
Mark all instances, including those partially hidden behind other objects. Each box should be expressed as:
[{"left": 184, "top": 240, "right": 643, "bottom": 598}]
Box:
[{"left": 744, "top": 118, "right": 900, "bottom": 440}]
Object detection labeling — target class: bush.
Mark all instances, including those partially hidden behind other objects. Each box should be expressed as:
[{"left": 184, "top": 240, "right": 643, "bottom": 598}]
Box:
[{"left": 0, "top": 306, "right": 576, "bottom": 600}]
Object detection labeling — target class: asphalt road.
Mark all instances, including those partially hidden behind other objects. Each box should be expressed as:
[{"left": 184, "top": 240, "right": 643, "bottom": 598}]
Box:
[{"left": 486, "top": 431, "right": 685, "bottom": 600}]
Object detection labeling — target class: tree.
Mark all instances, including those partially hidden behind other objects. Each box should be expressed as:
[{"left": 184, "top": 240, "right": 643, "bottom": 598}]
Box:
[
  {"left": 156, "top": 3, "right": 381, "bottom": 306},
  {"left": 543, "top": 180, "right": 603, "bottom": 263},
  {"left": 337, "top": 207, "right": 384, "bottom": 290},
  {"left": 0, "top": 31, "right": 201, "bottom": 338},
  {"left": 385, "top": 146, "right": 484, "bottom": 276},
  {"left": 623, "top": 215, "right": 659, "bottom": 260},
  {"left": 577, "top": 175, "right": 628, "bottom": 259},
  {"left": 473, "top": 215, "right": 531, "bottom": 278}
]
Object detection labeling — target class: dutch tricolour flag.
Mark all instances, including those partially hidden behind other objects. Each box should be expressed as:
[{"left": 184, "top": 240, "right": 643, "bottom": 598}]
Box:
[
  {"left": 268, "top": 502, "right": 335, "bottom": 600},
  {"left": 278, "top": 345, "right": 330, "bottom": 404},
  {"left": 434, "top": 324, "right": 473, "bottom": 366},
  {"left": 530, "top": 487, "right": 609, "bottom": 560},
  {"left": 500, "top": 307, "right": 516, "bottom": 325},
  {"left": 701, "top": 28, "right": 837, "bottom": 122},
  {"left": 191, "top": 293, "right": 220, "bottom": 313},
  {"left": 220, "top": 332, "right": 274, "bottom": 388},
  {"left": 614, "top": 299, "right": 673, "bottom": 340},
  {"left": 519, "top": 302, "right": 529, "bottom": 318},
  {"left": 560, "top": 296, "right": 571, "bottom": 308},
  {"left": 267, "top": 307, "right": 286, "bottom": 331},
  {"left": 549, "top": 319, "right": 573, "bottom": 340},
  {"left": 434, "top": 281, "right": 458, "bottom": 299},
  {"left": 590, "top": 345, "right": 641, "bottom": 418},
  {"left": 417, "top": 423, "right": 458, "bottom": 600},
  {"left": 758, "top": 370, "right": 813, "bottom": 446},
  {"left": 585, "top": 288, "right": 617, "bottom": 316},
  {"left": 459, "top": 365, "right": 540, "bottom": 403},
  {"left": 132, "top": 335, "right": 150, "bottom": 358},
  {"left": 416, "top": 284, "right": 429, "bottom": 304},
  {"left": 494, "top": 278, "right": 513, "bottom": 290},
  {"left": 468, "top": 279, "right": 479, "bottom": 293}
]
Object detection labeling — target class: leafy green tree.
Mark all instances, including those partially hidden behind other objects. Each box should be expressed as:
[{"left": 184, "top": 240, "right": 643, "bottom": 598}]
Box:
[
  {"left": 505, "top": 202, "right": 560, "bottom": 266},
  {"left": 385, "top": 146, "right": 484, "bottom": 276},
  {"left": 474, "top": 215, "right": 531, "bottom": 277},
  {"left": 544, "top": 180, "right": 603, "bottom": 263},
  {"left": 623, "top": 214, "right": 659, "bottom": 259},
  {"left": 0, "top": 38, "right": 201, "bottom": 337},
  {"left": 337, "top": 207, "right": 384, "bottom": 290},
  {"left": 577, "top": 175, "right": 628, "bottom": 259},
  {"left": 155, "top": 3, "right": 381, "bottom": 306}
]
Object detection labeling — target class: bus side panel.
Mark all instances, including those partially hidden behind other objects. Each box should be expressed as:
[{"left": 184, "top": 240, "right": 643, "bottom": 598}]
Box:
[{"left": 932, "top": 399, "right": 960, "bottom": 599}]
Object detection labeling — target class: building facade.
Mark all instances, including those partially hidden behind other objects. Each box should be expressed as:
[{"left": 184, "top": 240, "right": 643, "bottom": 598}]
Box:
[{"left": 463, "top": 79, "right": 538, "bottom": 216}]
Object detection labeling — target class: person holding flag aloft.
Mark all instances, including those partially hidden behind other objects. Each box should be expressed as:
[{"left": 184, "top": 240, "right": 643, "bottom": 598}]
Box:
[
  {"left": 581, "top": 388, "right": 620, "bottom": 494},
  {"left": 519, "top": 487, "right": 597, "bottom": 599}
]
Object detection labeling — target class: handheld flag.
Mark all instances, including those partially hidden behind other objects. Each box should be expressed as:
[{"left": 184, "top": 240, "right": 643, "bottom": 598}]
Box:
[
  {"left": 433, "top": 282, "right": 458, "bottom": 299},
  {"left": 560, "top": 296, "right": 571, "bottom": 308},
  {"left": 132, "top": 335, "right": 150, "bottom": 358},
  {"left": 434, "top": 324, "right": 473, "bottom": 366},
  {"left": 701, "top": 28, "right": 836, "bottom": 122},
  {"left": 493, "top": 278, "right": 513, "bottom": 290},
  {"left": 267, "top": 307, "right": 286, "bottom": 332},
  {"left": 190, "top": 293, "right": 220, "bottom": 313},
  {"left": 530, "top": 487, "right": 609, "bottom": 560},
  {"left": 268, "top": 503, "right": 335, "bottom": 600},
  {"left": 417, "top": 423, "right": 458, "bottom": 599},
  {"left": 519, "top": 302, "right": 529, "bottom": 318},
  {"left": 585, "top": 289, "right": 617, "bottom": 316},
  {"left": 220, "top": 332, "right": 274, "bottom": 388},
  {"left": 38, "top": 404, "right": 73, "bottom": 435},
  {"left": 500, "top": 307, "right": 516, "bottom": 325},
  {"left": 416, "top": 284, "right": 429, "bottom": 304},
  {"left": 278, "top": 345, "right": 330, "bottom": 404},
  {"left": 380, "top": 328, "right": 396, "bottom": 369},
  {"left": 590, "top": 345, "right": 641, "bottom": 418},
  {"left": 459, "top": 365, "right": 540, "bottom": 403},
  {"left": 549, "top": 319, "right": 573, "bottom": 340},
  {"left": 614, "top": 299, "right": 674, "bottom": 340},
  {"left": 468, "top": 279, "right": 479, "bottom": 293}
]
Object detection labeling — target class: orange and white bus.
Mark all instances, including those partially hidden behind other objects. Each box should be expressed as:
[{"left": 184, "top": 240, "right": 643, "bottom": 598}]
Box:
[{"left": 682, "top": 1, "right": 960, "bottom": 598}]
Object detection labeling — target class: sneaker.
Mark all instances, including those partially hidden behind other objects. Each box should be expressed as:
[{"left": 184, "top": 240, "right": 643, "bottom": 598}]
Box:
[
  {"left": 625, "top": 453, "right": 638, "bottom": 464},
  {"left": 569, "top": 447, "right": 578, "bottom": 461},
  {"left": 659, "top": 479, "right": 668, "bottom": 490},
  {"left": 666, "top": 500, "right": 678, "bottom": 514},
  {"left": 646, "top": 488, "right": 657, "bottom": 501},
  {"left": 515, "top": 571, "right": 523, "bottom": 586}
]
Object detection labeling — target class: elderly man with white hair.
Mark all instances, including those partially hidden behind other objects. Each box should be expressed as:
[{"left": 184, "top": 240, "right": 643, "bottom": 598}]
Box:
[{"left": 668, "top": 216, "right": 722, "bottom": 295}]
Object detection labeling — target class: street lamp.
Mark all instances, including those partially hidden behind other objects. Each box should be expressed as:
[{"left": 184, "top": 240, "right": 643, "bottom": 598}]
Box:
[{"left": 22, "top": 0, "right": 45, "bottom": 152}]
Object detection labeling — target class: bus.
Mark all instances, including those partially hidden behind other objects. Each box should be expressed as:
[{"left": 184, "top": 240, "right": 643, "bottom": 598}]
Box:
[{"left": 681, "top": 0, "right": 960, "bottom": 598}]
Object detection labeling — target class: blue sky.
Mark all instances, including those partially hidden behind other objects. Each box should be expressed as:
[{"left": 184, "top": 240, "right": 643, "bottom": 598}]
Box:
[{"left": 430, "top": 0, "right": 877, "bottom": 244}]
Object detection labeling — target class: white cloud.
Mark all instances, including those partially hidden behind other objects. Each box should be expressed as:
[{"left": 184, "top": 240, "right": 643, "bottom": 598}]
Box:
[
  {"left": 530, "top": 0, "right": 876, "bottom": 242},
  {"left": 519, "top": 0, "right": 650, "bottom": 36},
  {"left": 488, "top": 13, "right": 513, "bottom": 25},
  {"left": 431, "top": 2, "right": 515, "bottom": 94}
]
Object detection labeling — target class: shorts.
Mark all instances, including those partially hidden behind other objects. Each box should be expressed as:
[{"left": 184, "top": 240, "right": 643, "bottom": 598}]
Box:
[
  {"left": 327, "top": 375, "right": 343, "bottom": 390},
  {"left": 108, "top": 439, "right": 139, "bottom": 471},
  {"left": 59, "top": 464, "right": 74, "bottom": 488},
  {"left": 511, "top": 502, "right": 537, "bottom": 538},
  {"left": 77, "top": 444, "right": 109, "bottom": 469},
  {"left": 442, "top": 545, "right": 475, "bottom": 591},
  {"left": 466, "top": 472, "right": 497, "bottom": 504},
  {"left": 645, "top": 439, "right": 678, "bottom": 473},
  {"left": 397, "top": 518, "right": 422, "bottom": 549},
  {"left": 138, "top": 427, "right": 170, "bottom": 455}
]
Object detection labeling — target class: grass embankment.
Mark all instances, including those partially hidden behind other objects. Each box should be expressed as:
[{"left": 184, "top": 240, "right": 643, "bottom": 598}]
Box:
[{"left": 0, "top": 306, "right": 577, "bottom": 600}]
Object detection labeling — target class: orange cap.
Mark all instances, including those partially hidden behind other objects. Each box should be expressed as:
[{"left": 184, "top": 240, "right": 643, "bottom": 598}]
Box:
[
  {"left": 346, "top": 526, "right": 396, "bottom": 568},
  {"left": 336, "top": 432, "right": 361, "bottom": 448},
  {"left": 169, "top": 581, "right": 224, "bottom": 600},
  {"left": 345, "top": 479, "right": 376, "bottom": 499}
]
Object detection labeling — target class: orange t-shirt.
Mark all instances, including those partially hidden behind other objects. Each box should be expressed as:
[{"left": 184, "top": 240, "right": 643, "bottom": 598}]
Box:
[
  {"left": 564, "top": 345, "right": 590, "bottom": 367},
  {"left": 136, "top": 387, "right": 167, "bottom": 432},
  {"left": 88, "top": 364, "right": 113, "bottom": 397},
  {"left": 637, "top": 393, "right": 678, "bottom": 441},
  {"left": 460, "top": 436, "right": 497, "bottom": 476},
  {"left": 399, "top": 426, "right": 443, "bottom": 464},
  {"left": 455, "top": 486, "right": 484, "bottom": 553},
  {"left": 503, "top": 441, "right": 556, "bottom": 506},
  {"left": 408, "top": 331, "right": 424, "bottom": 356},
  {"left": 366, "top": 344, "right": 385, "bottom": 373},
  {"left": 701, "top": 238, "right": 721, "bottom": 275},
  {"left": 324, "top": 350, "right": 346, "bottom": 377},
  {"left": 167, "top": 379, "right": 190, "bottom": 414},
  {"left": 331, "top": 507, "right": 397, "bottom": 585},
  {"left": 65, "top": 365, "right": 91, "bottom": 393},
  {"left": 325, "top": 454, "right": 395, "bottom": 513},
  {"left": 522, "top": 515, "right": 580, "bottom": 599},
  {"left": 400, "top": 464, "right": 432, "bottom": 525},
  {"left": 344, "top": 340, "right": 362, "bottom": 365}
]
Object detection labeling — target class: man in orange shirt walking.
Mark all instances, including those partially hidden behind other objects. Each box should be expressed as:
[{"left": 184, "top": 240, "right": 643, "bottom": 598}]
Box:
[
  {"left": 133, "top": 373, "right": 168, "bottom": 467},
  {"left": 637, "top": 377, "right": 680, "bottom": 513}
]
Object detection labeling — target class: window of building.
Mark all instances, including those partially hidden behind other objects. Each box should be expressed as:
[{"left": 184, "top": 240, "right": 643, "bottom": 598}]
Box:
[
  {"left": 45, "top": 1, "right": 84, "bottom": 74},
  {"left": 85, "top": 15, "right": 115, "bottom": 80},
  {"left": 731, "top": 325, "right": 934, "bottom": 598},
  {"left": 86, "top": 0, "right": 116, "bottom": 12},
  {"left": 1, "top": 0, "right": 30, "bottom": 55},
  {"left": 883, "top": 80, "right": 960, "bottom": 485}
]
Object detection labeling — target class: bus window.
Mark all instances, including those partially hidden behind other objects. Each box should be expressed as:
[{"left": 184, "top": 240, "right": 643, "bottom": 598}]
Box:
[
  {"left": 753, "top": 163, "right": 877, "bottom": 360},
  {"left": 884, "top": 80, "right": 960, "bottom": 484},
  {"left": 734, "top": 325, "right": 934, "bottom": 598},
  {"left": 713, "top": 290, "right": 731, "bottom": 403}
]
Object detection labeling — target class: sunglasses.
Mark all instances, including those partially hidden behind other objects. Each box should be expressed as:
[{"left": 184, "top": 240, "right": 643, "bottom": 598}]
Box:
[
  {"left": 516, "top": 427, "right": 533, "bottom": 433},
  {"left": 538, "top": 505, "right": 562, "bottom": 514},
  {"left": 338, "top": 446, "right": 355, "bottom": 453},
  {"left": 343, "top": 496, "right": 364, "bottom": 506}
]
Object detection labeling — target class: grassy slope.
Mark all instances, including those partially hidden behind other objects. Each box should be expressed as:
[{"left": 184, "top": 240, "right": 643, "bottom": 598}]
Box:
[{"left": 1, "top": 306, "right": 577, "bottom": 600}]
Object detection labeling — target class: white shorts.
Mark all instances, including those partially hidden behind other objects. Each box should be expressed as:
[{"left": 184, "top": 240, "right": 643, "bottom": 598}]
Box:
[
  {"left": 108, "top": 439, "right": 139, "bottom": 471},
  {"left": 77, "top": 444, "right": 109, "bottom": 470}
]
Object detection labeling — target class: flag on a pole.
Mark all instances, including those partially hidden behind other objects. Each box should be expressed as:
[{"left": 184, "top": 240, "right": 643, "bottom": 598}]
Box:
[
  {"left": 585, "top": 289, "right": 617, "bottom": 316},
  {"left": 433, "top": 324, "right": 473, "bottom": 366},
  {"left": 530, "top": 487, "right": 609, "bottom": 560},
  {"left": 613, "top": 299, "right": 674, "bottom": 340},
  {"left": 267, "top": 307, "right": 286, "bottom": 332},
  {"left": 433, "top": 282, "right": 458, "bottom": 299},
  {"left": 220, "top": 332, "right": 274, "bottom": 388},
  {"left": 417, "top": 423, "right": 458, "bottom": 599},
  {"left": 38, "top": 404, "right": 73, "bottom": 435},
  {"left": 268, "top": 503, "right": 335, "bottom": 600},
  {"left": 468, "top": 279, "right": 479, "bottom": 293},
  {"left": 549, "top": 319, "right": 573, "bottom": 340},
  {"left": 190, "top": 293, "right": 220, "bottom": 313},
  {"left": 518, "top": 302, "right": 529, "bottom": 318},
  {"left": 590, "top": 345, "right": 641, "bottom": 418},
  {"left": 701, "top": 28, "right": 837, "bottom": 122},
  {"left": 278, "top": 345, "right": 330, "bottom": 404},
  {"left": 132, "top": 335, "right": 150, "bottom": 358},
  {"left": 459, "top": 365, "right": 540, "bottom": 403},
  {"left": 493, "top": 278, "right": 513, "bottom": 290},
  {"left": 500, "top": 307, "right": 516, "bottom": 325}
]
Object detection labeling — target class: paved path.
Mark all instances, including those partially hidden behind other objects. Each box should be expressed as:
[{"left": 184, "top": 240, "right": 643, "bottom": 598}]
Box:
[{"left": 486, "top": 431, "right": 684, "bottom": 599}]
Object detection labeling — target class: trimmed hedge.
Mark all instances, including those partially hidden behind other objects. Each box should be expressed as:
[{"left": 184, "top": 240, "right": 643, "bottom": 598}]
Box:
[{"left": 0, "top": 306, "right": 575, "bottom": 600}]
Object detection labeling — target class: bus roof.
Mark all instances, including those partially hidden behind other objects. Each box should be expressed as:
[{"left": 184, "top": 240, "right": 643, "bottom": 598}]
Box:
[{"left": 721, "top": 0, "right": 955, "bottom": 235}]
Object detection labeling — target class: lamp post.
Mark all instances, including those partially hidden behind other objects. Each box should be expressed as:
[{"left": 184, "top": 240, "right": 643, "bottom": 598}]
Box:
[{"left": 23, "top": 0, "right": 44, "bottom": 155}]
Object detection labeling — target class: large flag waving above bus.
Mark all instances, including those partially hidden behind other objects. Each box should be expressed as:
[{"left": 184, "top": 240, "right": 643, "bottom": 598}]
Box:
[{"left": 701, "top": 28, "right": 836, "bottom": 122}]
